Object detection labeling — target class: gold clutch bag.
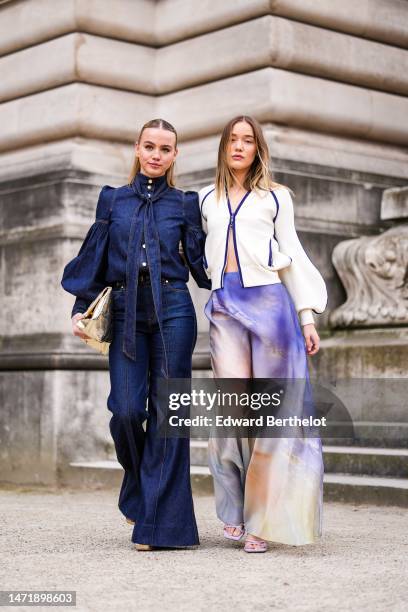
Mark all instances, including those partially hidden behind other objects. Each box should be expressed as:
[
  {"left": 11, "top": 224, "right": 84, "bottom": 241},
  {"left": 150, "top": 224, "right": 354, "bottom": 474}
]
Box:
[{"left": 76, "top": 286, "right": 113, "bottom": 355}]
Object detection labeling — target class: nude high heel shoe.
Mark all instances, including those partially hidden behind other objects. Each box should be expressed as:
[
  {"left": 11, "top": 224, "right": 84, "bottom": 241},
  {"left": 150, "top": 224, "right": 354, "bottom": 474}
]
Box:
[{"left": 134, "top": 543, "right": 154, "bottom": 551}]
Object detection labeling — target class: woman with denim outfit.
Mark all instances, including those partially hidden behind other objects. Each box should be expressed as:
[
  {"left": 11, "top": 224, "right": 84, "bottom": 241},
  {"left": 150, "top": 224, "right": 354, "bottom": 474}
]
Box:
[
  {"left": 61, "top": 118, "right": 211, "bottom": 551},
  {"left": 200, "top": 116, "right": 328, "bottom": 553}
]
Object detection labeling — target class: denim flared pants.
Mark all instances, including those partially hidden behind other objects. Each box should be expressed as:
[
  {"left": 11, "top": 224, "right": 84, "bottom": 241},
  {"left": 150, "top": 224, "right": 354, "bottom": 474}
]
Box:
[{"left": 107, "top": 278, "right": 199, "bottom": 547}]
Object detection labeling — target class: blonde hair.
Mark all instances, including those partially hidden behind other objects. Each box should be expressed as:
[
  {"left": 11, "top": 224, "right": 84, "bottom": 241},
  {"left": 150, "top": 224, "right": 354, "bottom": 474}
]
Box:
[
  {"left": 128, "top": 118, "right": 178, "bottom": 186},
  {"left": 215, "top": 115, "right": 291, "bottom": 200}
]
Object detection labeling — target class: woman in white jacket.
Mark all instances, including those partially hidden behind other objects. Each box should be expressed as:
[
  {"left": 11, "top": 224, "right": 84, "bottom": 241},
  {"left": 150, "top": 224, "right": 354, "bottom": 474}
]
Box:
[{"left": 199, "top": 115, "right": 328, "bottom": 553}]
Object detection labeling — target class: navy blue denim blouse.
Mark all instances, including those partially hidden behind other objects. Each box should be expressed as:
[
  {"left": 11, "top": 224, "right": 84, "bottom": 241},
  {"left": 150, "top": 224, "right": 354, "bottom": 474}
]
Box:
[{"left": 61, "top": 172, "right": 211, "bottom": 361}]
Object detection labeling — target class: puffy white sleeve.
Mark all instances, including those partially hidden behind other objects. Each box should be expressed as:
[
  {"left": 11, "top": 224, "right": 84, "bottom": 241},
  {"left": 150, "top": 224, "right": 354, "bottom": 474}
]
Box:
[{"left": 273, "top": 187, "right": 327, "bottom": 326}]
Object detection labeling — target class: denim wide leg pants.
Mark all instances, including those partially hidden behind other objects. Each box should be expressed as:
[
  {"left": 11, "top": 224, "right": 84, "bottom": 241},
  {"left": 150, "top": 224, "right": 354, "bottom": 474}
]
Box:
[{"left": 107, "top": 278, "right": 199, "bottom": 547}]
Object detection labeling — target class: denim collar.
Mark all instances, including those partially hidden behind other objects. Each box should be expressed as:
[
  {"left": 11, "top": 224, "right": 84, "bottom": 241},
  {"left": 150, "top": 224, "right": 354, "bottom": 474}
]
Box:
[{"left": 133, "top": 171, "right": 168, "bottom": 193}]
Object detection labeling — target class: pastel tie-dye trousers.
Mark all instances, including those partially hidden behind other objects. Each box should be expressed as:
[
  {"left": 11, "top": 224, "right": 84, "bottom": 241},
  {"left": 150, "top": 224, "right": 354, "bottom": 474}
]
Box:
[{"left": 204, "top": 272, "right": 323, "bottom": 546}]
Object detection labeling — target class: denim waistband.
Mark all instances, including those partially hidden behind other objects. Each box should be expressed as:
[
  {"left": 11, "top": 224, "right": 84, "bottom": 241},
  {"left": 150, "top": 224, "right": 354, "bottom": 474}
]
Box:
[{"left": 112, "top": 275, "right": 172, "bottom": 289}]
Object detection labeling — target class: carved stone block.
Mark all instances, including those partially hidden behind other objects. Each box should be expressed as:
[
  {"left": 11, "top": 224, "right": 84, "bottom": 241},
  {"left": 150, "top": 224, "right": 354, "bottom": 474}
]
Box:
[{"left": 330, "top": 224, "right": 408, "bottom": 327}]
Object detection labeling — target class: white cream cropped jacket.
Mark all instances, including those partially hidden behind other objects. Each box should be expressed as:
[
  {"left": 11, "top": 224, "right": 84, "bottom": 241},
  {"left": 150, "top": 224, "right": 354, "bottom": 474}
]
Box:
[{"left": 199, "top": 184, "right": 328, "bottom": 326}]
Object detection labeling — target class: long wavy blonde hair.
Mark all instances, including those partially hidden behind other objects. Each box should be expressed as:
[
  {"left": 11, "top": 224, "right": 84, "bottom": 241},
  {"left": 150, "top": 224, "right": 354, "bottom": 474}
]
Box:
[
  {"left": 215, "top": 115, "right": 290, "bottom": 200},
  {"left": 128, "top": 118, "right": 178, "bottom": 186}
]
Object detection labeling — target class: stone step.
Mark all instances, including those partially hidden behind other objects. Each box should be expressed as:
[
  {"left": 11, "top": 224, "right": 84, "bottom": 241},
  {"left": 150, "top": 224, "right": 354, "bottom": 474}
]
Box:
[
  {"left": 190, "top": 440, "right": 209, "bottom": 467},
  {"left": 63, "top": 461, "right": 123, "bottom": 489},
  {"left": 323, "top": 445, "right": 408, "bottom": 477},
  {"left": 190, "top": 466, "right": 408, "bottom": 507},
  {"left": 322, "top": 421, "right": 408, "bottom": 448},
  {"left": 189, "top": 422, "right": 408, "bottom": 448},
  {"left": 191, "top": 440, "right": 408, "bottom": 477},
  {"left": 66, "top": 459, "right": 408, "bottom": 507},
  {"left": 323, "top": 473, "right": 408, "bottom": 506}
]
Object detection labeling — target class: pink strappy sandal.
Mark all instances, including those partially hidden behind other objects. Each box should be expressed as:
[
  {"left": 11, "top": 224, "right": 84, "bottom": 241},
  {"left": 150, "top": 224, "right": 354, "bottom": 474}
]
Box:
[
  {"left": 223, "top": 523, "right": 246, "bottom": 541},
  {"left": 244, "top": 536, "right": 268, "bottom": 553}
]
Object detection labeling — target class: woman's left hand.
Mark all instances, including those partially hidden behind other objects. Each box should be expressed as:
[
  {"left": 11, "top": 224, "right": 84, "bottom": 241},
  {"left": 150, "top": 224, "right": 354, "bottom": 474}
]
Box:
[{"left": 302, "top": 323, "right": 320, "bottom": 355}]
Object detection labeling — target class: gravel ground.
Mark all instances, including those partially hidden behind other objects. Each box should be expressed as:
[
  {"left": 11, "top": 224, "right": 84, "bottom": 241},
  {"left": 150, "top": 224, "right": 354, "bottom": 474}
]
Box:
[{"left": 1, "top": 487, "right": 407, "bottom": 612}]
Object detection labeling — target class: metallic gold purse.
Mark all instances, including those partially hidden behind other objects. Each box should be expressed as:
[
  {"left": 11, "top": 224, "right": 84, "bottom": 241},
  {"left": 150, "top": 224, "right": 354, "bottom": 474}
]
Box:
[{"left": 76, "top": 286, "right": 113, "bottom": 355}]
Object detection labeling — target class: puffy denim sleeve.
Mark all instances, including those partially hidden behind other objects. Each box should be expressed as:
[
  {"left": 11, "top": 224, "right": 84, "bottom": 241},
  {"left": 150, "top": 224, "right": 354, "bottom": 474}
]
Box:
[
  {"left": 181, "top": 191, "right": 211, "bottom": 290},
  {"left": 61, "top": 185, "right": 113, "bottom": 317},
  {"left": 273, "top": 187, "right": 327, "bottom": 323}
]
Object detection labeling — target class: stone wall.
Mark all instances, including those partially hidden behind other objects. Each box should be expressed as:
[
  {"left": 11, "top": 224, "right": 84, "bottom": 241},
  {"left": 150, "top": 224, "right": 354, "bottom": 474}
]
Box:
[{"left": 1, "top": 0, "right": 407, "bottom": 484}]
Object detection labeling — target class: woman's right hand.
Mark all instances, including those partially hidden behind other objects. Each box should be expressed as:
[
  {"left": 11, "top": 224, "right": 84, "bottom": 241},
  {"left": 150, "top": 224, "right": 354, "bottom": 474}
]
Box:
[{"left": 71, "top": 313, "right": 91, "bottom": 339}]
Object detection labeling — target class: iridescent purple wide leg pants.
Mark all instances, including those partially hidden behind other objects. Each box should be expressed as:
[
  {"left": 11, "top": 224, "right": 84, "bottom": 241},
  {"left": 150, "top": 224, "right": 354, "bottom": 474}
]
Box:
[{"left": 204, "top": 272, "right": 324, "bottom": 545}]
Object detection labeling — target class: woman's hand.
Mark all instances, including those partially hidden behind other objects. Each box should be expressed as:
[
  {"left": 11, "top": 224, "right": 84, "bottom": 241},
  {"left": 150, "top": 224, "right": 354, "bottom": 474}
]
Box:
[
  {"left": 71, "top": 313, "right": 91, "bottom": 340},
  {"left": 302, "top": 323, "right": 320, "bottom": 355}
]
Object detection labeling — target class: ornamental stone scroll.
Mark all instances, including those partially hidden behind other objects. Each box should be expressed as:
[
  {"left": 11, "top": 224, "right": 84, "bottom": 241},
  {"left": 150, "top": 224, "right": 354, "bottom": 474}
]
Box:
[{"left": 329, "top": 224, "right": 408, "bottom": 329}]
